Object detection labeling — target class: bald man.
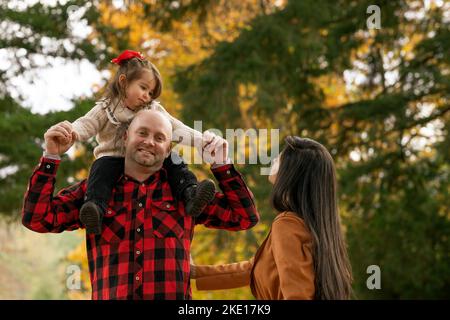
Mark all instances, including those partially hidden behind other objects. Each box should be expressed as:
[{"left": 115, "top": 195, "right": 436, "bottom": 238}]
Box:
[{"left": 22, "top": 110, "right": 259, "bottom": 300}]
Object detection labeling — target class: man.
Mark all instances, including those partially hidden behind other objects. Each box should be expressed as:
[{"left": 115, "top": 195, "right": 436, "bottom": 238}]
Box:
[{"left": 22, "top": 109, "right": 259, "bottom": 300}]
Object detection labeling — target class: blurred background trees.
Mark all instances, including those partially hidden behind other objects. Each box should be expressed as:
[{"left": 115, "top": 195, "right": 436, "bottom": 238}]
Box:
[{"left": 0, "top": 0, "right": 448, "bottom": 299}]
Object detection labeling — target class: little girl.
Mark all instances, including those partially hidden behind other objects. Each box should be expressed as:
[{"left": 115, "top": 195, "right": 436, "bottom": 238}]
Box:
[{"left": 68, "top": 49, "right": 215, "bottom": 235}]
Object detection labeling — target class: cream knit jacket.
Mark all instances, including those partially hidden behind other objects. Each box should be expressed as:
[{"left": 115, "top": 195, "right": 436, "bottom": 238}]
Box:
[{"left": 71, "top": 99, "right": 203, "bottom": 159}]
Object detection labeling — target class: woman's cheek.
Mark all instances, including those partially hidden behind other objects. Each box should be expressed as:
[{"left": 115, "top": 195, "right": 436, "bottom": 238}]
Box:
[{"left": 268, "top": 159, "right": 279, "bottom": 184}]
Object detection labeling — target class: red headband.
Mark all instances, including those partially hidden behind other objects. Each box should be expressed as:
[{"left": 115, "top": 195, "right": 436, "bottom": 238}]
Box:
[{"left": 111, "top": 49, "right": 145, "bottom": 65}]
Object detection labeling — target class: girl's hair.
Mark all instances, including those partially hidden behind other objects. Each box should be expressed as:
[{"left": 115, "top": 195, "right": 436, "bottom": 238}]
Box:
[
  {"left": 270, "top": 136, "right": 353, "bottom": 300},
  {"left": 105, "top": 57, "right": 163, "bottom": 111}
]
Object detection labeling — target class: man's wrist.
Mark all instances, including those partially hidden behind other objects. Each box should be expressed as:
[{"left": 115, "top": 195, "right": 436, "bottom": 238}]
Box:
[
  {"left": 43, "top": 151, "right": 61, "bottom": 160},
  {"left": 211, "top": 158, "right": 232, "bottom": 169}
]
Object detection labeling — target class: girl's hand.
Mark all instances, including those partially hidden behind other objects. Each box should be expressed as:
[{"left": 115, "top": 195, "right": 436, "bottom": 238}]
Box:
[
  {"left": 202, "top": 131, "right": 228, "bottom": 165},
  {"left": 44, "top": 121, "right": 76, "bottom": 155}
]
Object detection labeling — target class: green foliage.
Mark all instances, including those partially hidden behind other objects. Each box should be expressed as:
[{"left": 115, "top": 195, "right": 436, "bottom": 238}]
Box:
[
  {"left": 0, "top": 0, "right": 105, "bottom": 217},
  {"left": 173, "top": 0, "right": 450, "bottom": 299},
  {"left": 0, "top": 98, "right": 96, "bottom": 217}
]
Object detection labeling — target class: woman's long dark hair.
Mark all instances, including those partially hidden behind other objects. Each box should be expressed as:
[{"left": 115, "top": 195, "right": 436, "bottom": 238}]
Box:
[{"left": 270, "top": 136, "right": 353, "bottom": 299}]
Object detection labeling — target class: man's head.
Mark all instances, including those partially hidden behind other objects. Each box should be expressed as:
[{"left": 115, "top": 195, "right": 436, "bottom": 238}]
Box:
[{"left": 124, "top": 109, "right": 172, "bottom": 172}]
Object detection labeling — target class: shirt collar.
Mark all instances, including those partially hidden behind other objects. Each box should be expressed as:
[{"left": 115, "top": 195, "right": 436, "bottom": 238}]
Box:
[{"left": 117, "top": 167, "right": 168, "bottom": 185}]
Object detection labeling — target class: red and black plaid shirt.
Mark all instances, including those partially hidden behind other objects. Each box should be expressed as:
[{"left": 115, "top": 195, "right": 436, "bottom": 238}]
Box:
[{"left": 22, "top": 157, "right": 259, "bottom": 300}]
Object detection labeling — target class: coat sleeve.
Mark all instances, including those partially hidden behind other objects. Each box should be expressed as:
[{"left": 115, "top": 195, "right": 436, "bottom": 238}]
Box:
[
  {"left": 194, "top": 259, "right": 253, "bottom": 290},
  {"left": 271, "top": 216, "right": 315, "bottom": 299},
  {"left": 152, "top": 102, "right": 203, "bottom": 147},
  {"left": 71, "top": 102, "right": 109, "bottom": 141}
]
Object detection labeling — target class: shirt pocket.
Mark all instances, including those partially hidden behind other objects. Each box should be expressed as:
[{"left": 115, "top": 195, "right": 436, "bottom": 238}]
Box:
[
  {"left": 98, "top": 204, "right": 128, "bottom": 244},
  {"left": 151, "top": 201, "right": 184, "bottom": 239}
]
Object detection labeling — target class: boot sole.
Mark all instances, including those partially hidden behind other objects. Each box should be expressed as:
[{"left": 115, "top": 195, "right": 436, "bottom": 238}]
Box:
[
  {"left": 187, "top": 180, "right": 216, "bottom": 217},
  {"left": 80, "top": 202, "right": 102, "bottom": 235}
]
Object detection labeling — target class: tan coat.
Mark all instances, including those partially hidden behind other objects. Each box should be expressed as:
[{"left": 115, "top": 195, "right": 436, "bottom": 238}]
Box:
[
  {"left": 194, "top": 212, "right": 315, "bottom": 299},
  {"left": 71, "top": 99, "right": 203, "bottom": 158}
]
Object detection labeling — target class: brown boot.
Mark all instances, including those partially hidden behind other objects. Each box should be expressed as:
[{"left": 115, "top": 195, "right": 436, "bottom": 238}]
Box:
[
  {"left": 184, "top": 179, "right": 216, "bottom": 217},
  {"left": 80, "top": 201, "right": 103, "bottom": 235}
]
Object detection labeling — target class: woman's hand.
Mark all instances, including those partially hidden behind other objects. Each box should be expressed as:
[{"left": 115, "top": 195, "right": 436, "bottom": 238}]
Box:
[
  {"left": 190, "top": 254, "right": 197, "bottom": 279},
  {"left": 190, "top": 264, "right": 197, "bottom": 279}
]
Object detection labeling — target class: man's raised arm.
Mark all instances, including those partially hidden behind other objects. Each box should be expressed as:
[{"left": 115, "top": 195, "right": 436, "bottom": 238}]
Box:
[
  {"left": 22, "top": 122, "right": 84, "bottom": 233},
  {"left": 195, "top": 132, "right": 259, "bottom": 230}
]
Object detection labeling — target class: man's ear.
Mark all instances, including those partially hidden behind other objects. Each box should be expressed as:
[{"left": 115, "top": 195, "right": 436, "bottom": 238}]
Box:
[{"left": 165, "top": 143, "right": 173, "bottom": 158}]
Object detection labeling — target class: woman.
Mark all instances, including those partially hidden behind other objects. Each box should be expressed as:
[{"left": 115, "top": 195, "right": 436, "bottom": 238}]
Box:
[{"left": 191, "top": 136, "right": 353, "bottom": 299}]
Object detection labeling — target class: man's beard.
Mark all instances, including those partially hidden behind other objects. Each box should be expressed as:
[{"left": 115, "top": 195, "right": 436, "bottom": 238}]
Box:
[{"left": 130, "top": 148, "right": 163, "bottom": 167}]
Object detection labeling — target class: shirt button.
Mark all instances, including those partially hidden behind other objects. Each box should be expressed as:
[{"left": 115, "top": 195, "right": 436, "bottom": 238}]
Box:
[
  {"left": 166, "top": 204, "right": 170, "bottom": 209},
  {"left": 136, "top": 250, "right": 140, "bottom": 255},
  {"left": 46, "top": 165, "right": 51, "bottom": 169},
  {"left": 136, "top": 276, "right": 140, "bottom": 281},
  {"left": 180, "top": 179, "right": 184, "bottom": 184},
  {"left": 226, "top": 170, "right": 231, "bottom": 175},
  {"left": 137, "top": 228, "right": 141, "bottom": 233},
  {"left": 139, "top": 203, "right": 143, "bottom": 207}
]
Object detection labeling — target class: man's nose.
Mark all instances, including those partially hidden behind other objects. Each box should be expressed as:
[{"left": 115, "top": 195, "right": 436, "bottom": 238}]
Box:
[{"left": 142, "top": 136, "right": 155, "bottom": 146}]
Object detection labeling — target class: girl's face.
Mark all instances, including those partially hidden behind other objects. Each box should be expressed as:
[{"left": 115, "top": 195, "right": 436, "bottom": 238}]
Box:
[
  {"left": 268, "top": 154, "right": 280, "bottom": 184},
  {"left": 122, "top": 70, "right": 156, "bottom": 110}
]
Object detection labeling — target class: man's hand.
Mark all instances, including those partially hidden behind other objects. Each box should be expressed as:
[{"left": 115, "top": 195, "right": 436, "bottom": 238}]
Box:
[
  {"left": 202, "top": 131, "right": 229, "bottom": 166},
  {"left": 44, "top": 121, "right": 76, "bottom": 156}
]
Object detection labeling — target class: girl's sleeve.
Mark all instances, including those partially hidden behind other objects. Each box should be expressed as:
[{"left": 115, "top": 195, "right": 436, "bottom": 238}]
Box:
[
  {"left": 194, "top": 259, "right": 253, "bottom": 290},
  {"left": 153, "top": 102, "right": 203, "bottom": 147},
  {"left": 271, "top": 216, "right": 315, "bottom": 299},
  {"left": 72, "top": 102, "right": 109, "bottom": 141}
]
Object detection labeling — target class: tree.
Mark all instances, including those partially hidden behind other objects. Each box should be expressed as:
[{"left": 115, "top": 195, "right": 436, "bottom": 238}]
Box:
[{"left": 170, "top": 0, "right": 450, "bottom": 298}]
